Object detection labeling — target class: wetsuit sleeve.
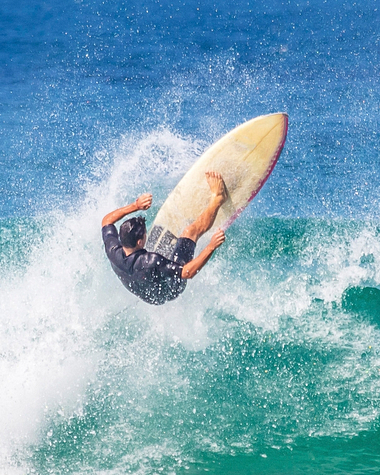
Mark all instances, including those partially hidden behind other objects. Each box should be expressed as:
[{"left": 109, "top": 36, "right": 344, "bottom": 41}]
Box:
[{"left": 102, "top": 224, "right": 122, "bottom": 259}]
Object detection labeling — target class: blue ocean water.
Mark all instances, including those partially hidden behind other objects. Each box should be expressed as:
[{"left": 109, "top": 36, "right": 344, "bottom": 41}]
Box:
[{"left": 1, "top": 0, "right": 380, "bottom": 473}]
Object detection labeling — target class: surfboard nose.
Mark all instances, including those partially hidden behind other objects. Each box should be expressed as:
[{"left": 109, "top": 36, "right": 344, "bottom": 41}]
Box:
[{"left": 232, "top": 113, "right": 288, "bottom": 151}]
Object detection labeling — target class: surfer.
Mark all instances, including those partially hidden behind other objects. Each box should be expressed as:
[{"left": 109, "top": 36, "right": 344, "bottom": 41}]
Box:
[{"left": 102, "top": 171, "right": 227, "bottom": 305}]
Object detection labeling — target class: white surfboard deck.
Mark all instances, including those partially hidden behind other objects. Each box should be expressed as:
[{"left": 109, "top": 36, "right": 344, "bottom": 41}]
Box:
[{"left": 146, "top": 113, "right": 288, "bottom": 259}]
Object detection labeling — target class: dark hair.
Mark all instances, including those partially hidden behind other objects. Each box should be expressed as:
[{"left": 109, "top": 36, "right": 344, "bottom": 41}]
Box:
[{"left": 119, "top": 216, "right": 147, "bottom": 248}]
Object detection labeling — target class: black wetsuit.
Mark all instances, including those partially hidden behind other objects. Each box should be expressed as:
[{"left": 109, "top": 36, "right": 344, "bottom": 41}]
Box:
[{"left": 102, "top": 224, "right": 195, "bottom": 305}]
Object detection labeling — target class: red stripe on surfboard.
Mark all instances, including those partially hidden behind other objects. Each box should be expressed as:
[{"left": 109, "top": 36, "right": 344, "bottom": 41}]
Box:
[{"left": 221, "top": 114, "right": 288, "bottom": 231}]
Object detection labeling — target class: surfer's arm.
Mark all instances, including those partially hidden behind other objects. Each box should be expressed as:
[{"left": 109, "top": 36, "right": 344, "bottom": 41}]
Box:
[
  {"left": 101, "top": 193, "right": 152, "bottom": 227},
  {"left": 181, "top": 229, "right": 225, "bottom": 279}
]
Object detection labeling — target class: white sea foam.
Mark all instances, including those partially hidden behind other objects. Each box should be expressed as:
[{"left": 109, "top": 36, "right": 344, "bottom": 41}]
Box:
[{"left": 0, "top": 129, "right": 211, "bottom": 470}]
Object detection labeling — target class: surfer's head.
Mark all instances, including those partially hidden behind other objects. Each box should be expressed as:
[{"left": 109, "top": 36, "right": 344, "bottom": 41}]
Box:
[{"left": 120, "top": 216, "right": 147, "bottom": 248}]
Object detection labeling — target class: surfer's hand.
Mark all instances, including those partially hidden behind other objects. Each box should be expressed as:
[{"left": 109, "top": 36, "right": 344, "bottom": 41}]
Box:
[
  {"left": 136, "top": 193, "right": 152, "bottom": 211},
  {"left": 210, "top": 229, "right": 225, "bottom": 250}
]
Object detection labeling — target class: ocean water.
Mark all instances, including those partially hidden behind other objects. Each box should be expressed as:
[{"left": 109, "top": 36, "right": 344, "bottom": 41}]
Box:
[{"left": 1, "top": 0, "right": 380, "bottom": 473}]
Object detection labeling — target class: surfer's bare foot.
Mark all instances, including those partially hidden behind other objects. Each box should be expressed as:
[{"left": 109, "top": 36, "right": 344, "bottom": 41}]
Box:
[{"left": 205, "top": 171, "right": 228, "bottom": 205}]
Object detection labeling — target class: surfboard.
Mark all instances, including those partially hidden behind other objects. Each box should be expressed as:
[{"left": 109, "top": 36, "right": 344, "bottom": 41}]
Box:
[{"left": 146, "top": 112, "right": 288, "bottom": 259}]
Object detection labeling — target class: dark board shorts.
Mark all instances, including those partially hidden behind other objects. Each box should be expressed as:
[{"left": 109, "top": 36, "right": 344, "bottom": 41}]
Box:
[{"left": 171, "top": 238, "right": 196, "bottom": 267}]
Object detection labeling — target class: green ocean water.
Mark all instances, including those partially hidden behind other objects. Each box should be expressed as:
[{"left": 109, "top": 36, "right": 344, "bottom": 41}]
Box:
[{"left": 3, "top": 214, "right": 380, "bottom": 474}]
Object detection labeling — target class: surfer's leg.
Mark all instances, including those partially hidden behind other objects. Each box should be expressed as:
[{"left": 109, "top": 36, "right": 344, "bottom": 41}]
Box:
[{"left": 180, "top": 171, "right": 227, "bottom": 243}]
